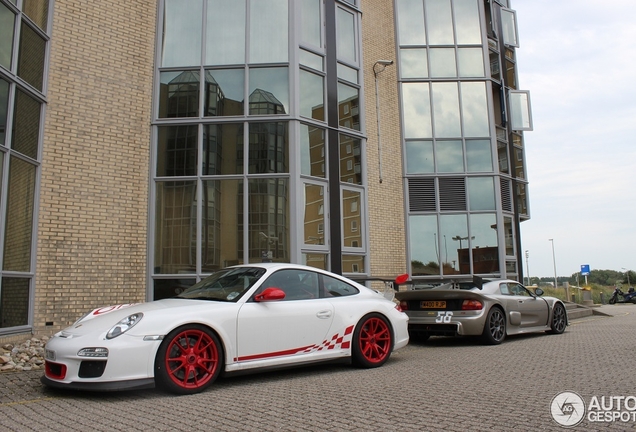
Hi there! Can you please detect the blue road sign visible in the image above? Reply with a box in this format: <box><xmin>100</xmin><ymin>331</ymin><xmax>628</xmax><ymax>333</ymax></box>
<box><xmin>581</xmin><ymin>264</ymin><xmax>590</xmax><ymax>276</ymax></box>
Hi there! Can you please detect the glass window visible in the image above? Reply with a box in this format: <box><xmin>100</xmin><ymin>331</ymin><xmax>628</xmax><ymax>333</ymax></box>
<box><xmin>409</xmin><ymin>215</ymin><xmax>439</xmax><ymax>276</ymax></box>
<box><xmin>470</xmin><ymin>213</ymin><xmax>499</xmax><ymax>274</ymax></box>
<box><xmin>501</xmin><ymin>8</ymin><xmax>519</xmax><ymax>47</ymax></box>
<box><xmin>461</xmin><ymin>82</ymin><xmax>490</xmax><ymax>137</ymax></box>
<box><xmin>342</xmin><ymin>189</ymin><xmax>362</xmax><ymax>249</ymax></box>
<box><xmin>204</xmin><ymin>69</ymin><xmax>245</xmax><ymax>117</ymax></box>
<box><xmin>0</xmin><ymin>278</ymin><xmax>29</xmax><ymax>328</ymax></box>
<box><xmin>504</xmin><ymin>216</ymin><xmax>514</xmax><ymax>256</ymax></box>
<box><xmin>337</xmin><ymin>63</ymin><xmax>358</xmax><ymax>84</ymax></box>
<box><xmin>156</xmin><ymin>125</ymin><xmax>198</xmax><ymax>177</ymax></box>
<box><xmin>425</xmin><ymin>0</ymin><xmax>453</xmax><ymax>45</ymax></box>
<box><xmin>158</xmin><ymin>71</ymin><xmax>200</xmax><ymax>118</ymax></box>
<box><xmin>339</xmin><ymin>134</ymin><xmax>361</xmax><ymax>184</ymax></box>
<box><xmin>466</xmin><ymin>139</ymin><xmax>493</xmax><ymax>172</ymax></box>
<box><xmin>336</xmin><ymin>7</ymin><xmax>356</xmax><ymax>63</ymax></box>
<box><xmin>248</xmin><ymin>122</ymin><xmax>288</xmax><ymax>174</ymax></box>
<box><xmin>249</xmin><ymin>67</ymin><xmax>289</xmax><ymax>115</ymax></box>
<box><xmin>17</xmin><ymin>23</ymin><xmax>46</xmax><ymax>91</ymax></box>
<box><xmin>497</xmin><ymin>141</ymin><xmax>509</xmax><ymax>174</ymax></box>
<box><xmin>0</xmin><ymin>78</ymin><xmax>8</xmax><ymax>146</ymax></box>
<box><xmin>205</xmin><ymin>0</ymin><xmax>245</xmax><ymax>65</ymax></box>
<box><xmin>468</xmin><ymin>177</ymin><xmax>496</xmax><ymax>210</ymax></box>
<box><xmin>153</xmin><ymin>278</ymin><xmax>196</xmax><ymax>300</ymax></box>
<box><xmin>299</xmin><ymin>49</ymin><xmax>323</xmax><ymax>71</ymax></box>
<box><xmin>299</xmin><ymin>70</ymin><xmax>324</xmax><ymax>120</ymax></box>
<box><xmin>429</xmin><ymin>48</ymin><xmax>456</xmax><ymax>78</ymax></box>
<box><xmin>436</xmin><ymin>140</ymin><xmax>463</xmax><ymax>172</ymax></box>
<box><xmin>304</xmin><ymin>184</ymin><xmax>325</xmax><ymax>245</ymax></box>
<box><xmin>3</xmin><ymin>157</ymin><xmax>35</xmax><ymax>272</ymax></box>
<box><xmin>247</xmin><ymin>178</ymin><xmax>289</xmax><ymax>263</ymax></box>
<box><xmin>516</xmin><ymin>182</ymin><xmax>528</xmax><ymax>216</ymax></box>
<box><xmin>342</xmin><ymin>254</ymin><xmax>364</xmax><ymax>273</ymax></box>
<box><xmin>337</xmin><ymin>82</ymin><xmax>359</xmax><ymax>131</ymax></box>
<box><xmin>302</xmin><ymin>253</ymin><xmax>328</xmax><ymax>270</ymax></box>
<box><xmin>400</xmin><ymin>48</ymin><xmax>428</xmax><ymax>79</ymax></box>
<box><xmin>300</xmin><ymin>123</ymin><xmax>325</xmax><ymax>178</ymax></box>
<box><xmin>509</xmin><ymin>91</ymin><xmax>533</xmax><ymax>131</ymax></box>
<box><xmin>300</xmin><ymin>0</ymin><xmax>322</xmax><ymax>48</ymax></box>
<box><xmin>405</xmin><ymin>140</ymin><xmax>434</xmax><ymax>174</ymax></box>
<box><xmin>249</xmin><ymin>0</ymin><xmax>288</xmax><ymax>64</ymax></box>
<box><xmin>203</xmin><ymin>123</ymin><xmax>243</xmax><ymax>175</ymax></box>
<box><xmin>514</xmin><ymin>147</ymin><xmax>525</xmax><ymax>180</ymax></box>
<box><xmin>396</xmin><ymin>0</ymin><xmax>426</xmax><ymax>45</ymax></box>
<box><xmin>441</xmin><ymin>214</ymin><xmax>469</xmax><ymax>275</ymax></box>
<box><xmin>453</xmin><ymin>0</ymin><xmax>481</xmax><ymax>44</ymax></box>
<box><xmin>154</xmin><ymin>181</ymin><xmax>197</xmax><ymax>274</ymax></box>
<box><xmin>12</xmin><ymin>89</ymin><xmax>41</xmax><ymax>159</ymax></box>
<box><xmin>458</xmin><ymin>48</ymin><xmax>485</xmax><ymax>77</ymax></box>
<box><xmin>432</xmin><ymin>82</ymin><xmax>460</xmax><ymax>138</ymax></box>
<box><xmin>161</xmin><ymin>0</ymin><xmax>203</xmax><ymax>67</ymax></box>
<box><xmin>202</xmin><ymin>179</ymin><xmax>241</xmax><ymax>271</ymax></box>
<box><xmin>402</xmin><ymin>83</ymin><xmax>432</xmax><ymax>138</ymax></box>
<box><xmin>322</xmin><ymin>273</ymin><xmax>359</xmax><ymax>296</ymax></box>
<box><xmin>22</xmin><ymin>0</ymin><xmax>49</xmax><ymax>32</ymax></box>
<box><xmin>0</xmin><ymin>4</ymin><xmax>15</xmax><ymax>70</ymax></box>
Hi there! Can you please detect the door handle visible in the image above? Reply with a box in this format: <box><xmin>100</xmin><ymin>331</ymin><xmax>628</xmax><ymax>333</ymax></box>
<box><xmin>316</xmin><ymin>310</ymin><xmax>332</xmax><ymax>319</ymax></box>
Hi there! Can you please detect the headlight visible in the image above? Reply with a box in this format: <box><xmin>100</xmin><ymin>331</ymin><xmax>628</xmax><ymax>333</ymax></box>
<box><xmin>106</xmin><ymin>313</ymin><xmax>143</xmax><ymax>339</ymax></box>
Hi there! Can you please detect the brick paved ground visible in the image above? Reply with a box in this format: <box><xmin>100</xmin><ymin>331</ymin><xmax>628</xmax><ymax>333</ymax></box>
<box><xmin>0</xmin><ymin>304</ymin><xmax>634</xmax><ymax>431</ymax></box>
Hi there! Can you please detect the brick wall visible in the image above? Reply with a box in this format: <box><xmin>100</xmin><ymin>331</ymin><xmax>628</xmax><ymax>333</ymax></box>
<box><xmin>361</xmin><ymin>0</ymin><xmax>407</xmax><ymax>281</ymax></box>
<box><xmin>33</xmin><ymin>0</ymin><xmax>157</xmax><ymax>335</ymax></box>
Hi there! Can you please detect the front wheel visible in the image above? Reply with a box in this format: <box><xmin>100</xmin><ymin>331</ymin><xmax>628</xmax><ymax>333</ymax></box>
<box><xmin>546</xmin><ymin>303</ymin><xmax>567</xmax><ymax>334</ymax></box>
<box><xmin>481</xmin><ymin>307</ymin><xmax>506</xmax><ymax>345</ymax></box>
<box><xmin>609</xmin><ymin>296</ymin><xmax>617</xmax><ymax>305</ymax></box>
<box><xmin>352</xmin><ymin>313</ymin><xmax>393</xmax><ymax>368</ymax></box>
<box><xmin>155</xmin><ymin>324</ymin><xmax>223</xmax><ymax>395</ymax></box>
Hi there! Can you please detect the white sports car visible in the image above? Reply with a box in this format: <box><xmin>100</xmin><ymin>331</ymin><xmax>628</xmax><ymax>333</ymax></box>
<box><xmin>42</xmin><ymin>263</ymin><xmax>409</xmax><ymax>394</ymax></box>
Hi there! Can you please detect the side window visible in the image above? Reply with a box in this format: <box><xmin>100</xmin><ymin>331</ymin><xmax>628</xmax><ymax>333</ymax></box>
<box><xmin>499</xmin><ymin>283</ymin><xmax>510</xmax><ymax>295</ymax></box>
<box><xmin>510</xmin><ymin>283</ymin><xmax>529</xmax><ymax>296</ymax></box>
<box><xmin>262</xmin><ymin>269</ymin><xmax>319</xmax><ymax>301</ymax></box>
<box><xmin>322</xmin><ymin>274</ymin><xmax>359</xmax><ymax>297</ymax></box>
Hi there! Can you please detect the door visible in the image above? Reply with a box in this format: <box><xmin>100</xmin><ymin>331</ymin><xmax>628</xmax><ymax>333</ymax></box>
<box><xmin>505</xmin><ymin>283</ymin><xmax>549</xmax><ymax>327</ymax></box>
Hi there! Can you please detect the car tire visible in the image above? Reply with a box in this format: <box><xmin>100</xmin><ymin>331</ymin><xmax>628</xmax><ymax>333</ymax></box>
<box><xmin>546</xmin><ymin>303</ymin><xmax>567</xmax><ymax>334</ymax></box>
<box><xmin>609</xmin><ymin>296</ymin><xmax>616</xmax><ymax>304</ymax></box>
<box><xmin>155</xmin><ymin>324</ymin><xmax>223</xmax><ymax>395</ymax></box>
<box><xmin>352</xmin><ymin>313</ymin><xmax>393</xmax><ymax>368</ymax></box>
<box><xmin>481</xmin><ymin>307</ymin><xmax>506</xmax><ymax>345</ymax></box>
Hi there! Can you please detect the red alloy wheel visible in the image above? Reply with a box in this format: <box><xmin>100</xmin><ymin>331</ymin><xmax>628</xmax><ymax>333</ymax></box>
<box><xmin>357</xmin><ymin>316</ymin><xmax>391</xmax><ymax>364</ymax></box>
<box><xmin>164</xmin><ymin>328</ymin><xmax>220</xmax><ymax>390</ymax></box>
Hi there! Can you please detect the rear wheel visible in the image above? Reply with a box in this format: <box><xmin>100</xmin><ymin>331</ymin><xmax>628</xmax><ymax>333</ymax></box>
<box><xmin>352</xmin><ymin>313</ymin><xmax>393</xmax><ymax>368</ymax></box>
<box><xmin>155</xmin><ymin>324</ymin><xmax>223</xmax><ymax>395</ymax></box>
<box><xmin>481</xmin><ymin>307</ymin><xmax>506</xmax><ymax>345</ymax></box>
<box><xmin>546</xmin><ymin>303</ymin><xmax>567</xmax><ymax>334</ymax></box>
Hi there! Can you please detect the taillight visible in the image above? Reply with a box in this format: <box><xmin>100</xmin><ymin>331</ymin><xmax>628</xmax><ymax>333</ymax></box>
<box><xmin>461</xmin><ymin>299</ymin><xmax>483</xmax><ymax>310</ymax></box>
<box><xmin>398</xmin><ymin>300</ymin><xmax>408</xmax><ymax>311</ymax></box>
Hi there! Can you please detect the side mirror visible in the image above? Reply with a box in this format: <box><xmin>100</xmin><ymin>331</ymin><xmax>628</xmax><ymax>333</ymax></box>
<box><xmin>254</xmin><ymin>287</ymin><xmax>286</xmax><ymax>302</ymax></box>
<box><xmin>535</xmin><ymin>288</ymin><xmax>544</xmax><ymax>296</ymax></box>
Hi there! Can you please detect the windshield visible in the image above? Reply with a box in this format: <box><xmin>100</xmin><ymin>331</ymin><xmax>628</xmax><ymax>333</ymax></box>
<box><xmin>176</xmin><ymin>267</ymin><xmax>266</xmax><ymax>302</ymax></box>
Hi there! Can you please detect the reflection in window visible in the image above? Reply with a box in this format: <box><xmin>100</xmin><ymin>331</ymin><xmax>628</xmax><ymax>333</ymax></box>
<box><xmin>17</xmin><ymin>23</ymin><xmax>46</xmax><ymax>91</ymax></box>
<box><xmin>402</xmin><ymin>83</ymin><xmax>432</xmax><ymax>138</ymax></box>
<box><xmin>396</xmin><ymin>0</ymin><xmax>426</xmax><ymax>45</ymax></box>
<box><xmin>468</xmin><ymin>177</ymin><xmax>495</xmax><ymax>210</ymax></box>
<box><xmin>514</xmin><ymin>148</ymin><xmax>525</xmax><ymax>180</ymax></box>
<box><xmin>504</xmin><ymin>216</ymin><xmax>514</xmax><ymax>256</ymax></box>
<box><xmin>509</xmin><ymin>91</ymin><xmax>532</xmax><ymax>131</ymax></box>
<box><xmin>458</xmin><ymin>48</ymin><xmax>485</xmax><ymax>77</ymax></box>
<box><xmin>302</xmin><ymin>253</ymin><xmax>328</xmax><ymax>270</ymax></box>
<box><xmin>461</xmin><ymin>82</ymin><xmax>489</xmax><ymax>137</ymax></box>
<box><xmin>400</xmin><ymin>48</ymin><xmax>428</xmax><ymax>79</ymax></box>
<box><xmin>153</xmin><ymin>278</ymin><xmax>196</xmax><ymax>301</ymax></box>
<box><xmin>12</xmin><ymin>89</ymin><xmax>41</xmax><ymax>160</ymax></box>
<box><xmin>466</xmin><ymin>139</ymin><xmax>493</xmax><ymax>172</ymax></box>
<box><xmin>205</xmin><ymin>0</ymin><xmax>245</xmax><ymax>65</ymax></box>
<box><xmin>156</xmin><ymin>125</ymin><xmax>197</xmax><ymax>177</ymax></box>
<box><xmin>405</xmin><ymin>140</ymin><xmax>434</xmax><ymax>174</ymax></box>
<box><xmin>342</xmin><ymin>255</ymin><xmax>364</xmax><ymax>273</ymax></box>
<box><xmin>161</xmin><ymin>0</ymin><xmax>203</xmax><ymax>67</ymax></box>
<box><xmin>304</xmin><ymin>184</ymin><xmax>325</xmax><ymax>245</ymax></box>
<box><xmin>159</xmin><ymin>71</ymin><xmax>200</xmax><ymax>118</ymax></box>
<box><xmin>3</xmin><ymin>157</ymin><xmax>36</xmax><ymax>272</ymax></box>
<box><xmin>342</xmin><ymin>189</ymin><xmax>362</xmax><ymax>249</ymax></box>
<box><xmin>0</xmin><ymin>4</ymin><xmax>15</xmax><ymax>70</ymax></box>
<box><xmin>300</xmin><ymin>50</ymin><xmax>323</xmax><ymax>71</ymax></box>
<box><xmin>337</xmin><ymin>82</ymin><xmax>359</xmax><ymax>131</ymax></box>
<box><xmin>246</xmin><ymin>178</ymin><xmax>289</xmax><ymax>263</ymax></box>
<box><xmin>0</xmin><ymin>278</ymin><xmax>29</xmax><ymax>328</ymax></box>
<box><xmin>248</xmin><ymin>122</ymin><xmax>288</xmax><ymax>174</ymax></box>
<box><xmin>0</xmin><ymin>79</ymin><xmax>8</xmax><ymax>145</ymax></box>
<box><xmin>516</xmin><ymin>182</ymin><xmax>528</xmax><ymax>216</ymax></box>
<box><xmin>202</xmin><ymin>179</ymin><xmax>241</xmax><ymax>271</ymax></box>
<box><xmin>204</xmin><ymin>69</ymin><xmax>245</xmax><ymax>117</ymax></box>
<box><xmin>409</xmin><ymin>215</ymin><xmax>439</xmax><ymax>276</ymax></box>
<box><xmin>300</xmin><ymin>70</ymin><xmax>324</xmax><ymax>120</ymax></box>
<box><xmin>470</xmin><ymin>213</ymin><xmax>499</xmax><ymax>274</ymax></box>
<box><xmin>23</xmin><ymin>0</ymin><xmax>49</xmax><ymax>32</ymax></box>
<box><xmin>432</xmin><ymin>82</ymin><xmax>460</xmax><ymax>138</ymax></box>
<box><xmin>453</xmin><ymin>0</ymin><xmax>481</xmax><ymax>44</ymax></box>
<box><xmin>300</xmin><ymin>124</ymin><xmax>325</xmax><ymax>178</ymax></box>
<box><xmin>501</xmin><ymin>8</ymin><xmax>519</xmax><ymax>47</ymax></box>
<box><xmin>249</xmin><ymin>67</ymin><xmax>289</xmax><ymax>115</ymax></box>
<box><xmin>154</xmin><ymin>181</ymin><xmax>197</xmax><ymax>274</ymax></box>
<box><xmin>425</xmin><ymin>0</ymin><xmax>453</xmax><ymax>45</ymax></box>
<box><xmin>339</xmin><ymin>134</ymin><xmax>361</xmax><ymax>184</ymax></box>
<box><xmin>249</xmin><ymin>0</ymin><xmax>288</xmax><ymax>64</ymax></box>
<box><xmin>204</xmin><ymin>123</ymin><xmax>243</xmax><ymax>175</ymax></box>
<box><xmin>436</xmin><ymin>140</ymin><xmax>463</xmax><ymax>172</ymax></box>
<box><xmin>336</xmin><ymin>8</ymin><xmax>356</xmax><ymax>62</ymax></box>
<box><xmin>429</xmin><ymin>48</ymin><xmax>456</xmax><ymax>78</ymax></box>
<box><xmin>441</xmin><ymin>214</ymin><xmax>469</xmax><ymax>275</ymax></box>
<box><xmin>300</xmin><ymin>0</ymin><xmax>322</xmax><ymax>47</ymax></box>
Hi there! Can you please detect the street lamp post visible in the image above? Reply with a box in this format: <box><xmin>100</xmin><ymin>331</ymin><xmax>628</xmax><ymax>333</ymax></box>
<box><xmin>525</xmin><ymin>250</ymin><xmax>530</xmax><ymax>286</ymax></box>
<box><xmin>549</xmin><ymin>239</ymin><xmax>558</xmax><ymax>288</ymax></box>
<box><xmin>622</xmin><ymin>267</ymin><xmax>631</xmax><ymax>287</ymax></box>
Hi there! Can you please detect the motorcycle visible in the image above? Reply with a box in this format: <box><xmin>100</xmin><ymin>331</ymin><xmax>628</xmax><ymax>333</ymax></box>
<box><xmin>608</xmin><ymin>286</ymin><xmax>636</xmax><ymax>304</ymax></box>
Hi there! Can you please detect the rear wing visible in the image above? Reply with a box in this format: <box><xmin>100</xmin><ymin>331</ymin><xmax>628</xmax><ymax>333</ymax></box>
<box><xmin>351</xmin><ymin>274</ymin><xmax>487</xmax><ymax>291</ymax></box>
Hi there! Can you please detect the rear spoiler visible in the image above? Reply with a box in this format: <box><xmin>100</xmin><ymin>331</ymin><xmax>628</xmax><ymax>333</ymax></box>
<box><xmin>352</xmin><ymin>274</ymin><xmax>488</xmax><ymax>291</ymax></box>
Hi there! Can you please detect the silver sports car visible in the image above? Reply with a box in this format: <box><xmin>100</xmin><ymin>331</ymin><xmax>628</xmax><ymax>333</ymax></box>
<box><xmin>395</xmin><ymin>277</ymin><xmax>568</xmax><ymax>344</ymax></box>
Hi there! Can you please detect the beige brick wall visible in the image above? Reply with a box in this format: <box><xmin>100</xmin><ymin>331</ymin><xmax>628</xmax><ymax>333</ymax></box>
<box><xmin>33</xmin><ymin>0</ymin><xmax>157</xmax><ymax>335</ymax></box>
<box><xmin>361</xmin><ymin>0</ymin><xmax>407</xmax><ymax>281</ymax></box>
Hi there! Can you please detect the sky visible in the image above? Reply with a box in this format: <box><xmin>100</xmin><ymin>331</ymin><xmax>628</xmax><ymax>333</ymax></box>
<box><xmin>511</xmin><ymin>0</ymin><xmax>636</xmax><ymax>279</ymax></box>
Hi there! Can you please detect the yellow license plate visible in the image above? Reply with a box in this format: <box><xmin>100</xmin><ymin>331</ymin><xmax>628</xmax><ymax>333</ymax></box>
<box><xmin>421</xmin><ymin>301</ymin><xmax>446</xmax><ymax>309</ymax></box>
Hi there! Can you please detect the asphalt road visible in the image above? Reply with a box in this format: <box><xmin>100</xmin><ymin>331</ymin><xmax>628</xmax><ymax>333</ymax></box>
<box><xmin>1</xmin><ymin>304</ymin><xmax>634</xmax><ymax>431</ymax></box>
